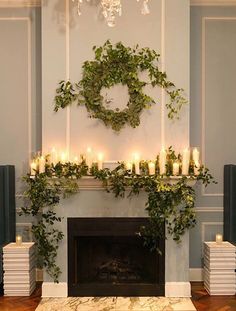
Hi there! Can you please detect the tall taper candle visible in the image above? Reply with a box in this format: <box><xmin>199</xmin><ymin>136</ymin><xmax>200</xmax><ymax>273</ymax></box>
<box><xmin>182</xmin><ymin>148</ymin><xmax>190</xmax><ymax>175</ymax></box>
<box><xmin>159</xmin><ymin>148</ymin><xmax>166</xmax><ymax>175</ymax></box>
<box><xmin>192</xmin><ymin>147</ymin><xmax>200</xmax><ymax>163</ymax></box>
<box><xmin>39</xmin><ymin>156</ymin><xmax>45</xmax><ymax>174</ymax></box>
<box><xmin>97</xmin><ymin>153</ymin><xmax>103</xmax><ymax>170</ymax></box>
<box><xmin>133</xmin><ymin>153</ymin><xmax>140</xmax><ymax>175</ymax></box>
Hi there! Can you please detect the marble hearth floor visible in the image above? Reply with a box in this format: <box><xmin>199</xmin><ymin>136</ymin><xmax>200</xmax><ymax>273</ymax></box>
<box><xmin>35</xmin><ymin>297</ymin><xmax>196</xmax><ymax>311</ymax></box>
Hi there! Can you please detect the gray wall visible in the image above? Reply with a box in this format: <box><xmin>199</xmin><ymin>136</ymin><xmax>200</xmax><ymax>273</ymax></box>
<box><xmin>0</xmin><ymin>6</ymin><xmax>41</xmax><ymax>237</ymax></box>
<box><xmin>190</xmin><ymin>6</ymin><xmax>236</xmax><ymax>268</ymax></box>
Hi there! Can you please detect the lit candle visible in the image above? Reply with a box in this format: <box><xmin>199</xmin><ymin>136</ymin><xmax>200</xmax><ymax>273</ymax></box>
<box><xmin>73</xmin><ymin>156</ymin><xmax>79</xmax><ymax>165</ymax></box>
<box><xmin>194</xmin><ymin>161</ymin><xmax>200</xmax><ymax>176</ymax></box>
<box><xmin>51</xmin><ymin>147</ymin><xmax>58</xmax><ymax>165</ymax></box>
<box><xmin>86</xmin><ymin>147</ymin><xmax>93</xmax><ymax>169</ymax></box>
<box><xmin>182</xmin><ymin>148</ymin><xmax>190</xmax><ymax>175</ymax></box>
<box><xmin>159</xmin><ymin>148</ymin><xmax>166</xmax><ymax>175</ymax></box>
<box><xmin>126</xmin><ymin>161</ymin><xmax>133</xmax><ymax>172</ymax></box>
<box><xmin>30</xmin><ymin>161</ymin><xmax>37</xmax><ymax>176</ymax></box>
<box><xmin>60</xmin><ymin>152</ymin><xmax>67</xmax><ymax>164</ymax></box>
<box><xmin>216</xmin><ymin>233</ymin><xmax>223</xmax><ymax>244</ymax></box>
<box><xmin>39</xmin><ymin>156</ymin><xmax>45</xmax><ymax>174</ymax></box>
<box><xmin>16</xmin><ymin>235</ymin><xmax>22</xmax><ymax>246</ymax></box>
<box><xmin>173</xmin><ymin>162</ymin><xmax>180</xmax><ymax>176</ymax></box>
<box><xmin>133</xmin><ymin>153</ymin><xmax>140</xmax><ymax>175</ymax></box>
<box><xmin>97</xmin><ymin>153</ymin><xmax>104</xmax><ymax>170</ymax></box>
<box><xmin>148</xmin><ymin>161</ymin><xmax>155</xmax><ymax>175</ymax></box>
<box><xmin>192</xmin><ymin>147</ymin><xmax>200</xmax><ymax>163</ymax></box>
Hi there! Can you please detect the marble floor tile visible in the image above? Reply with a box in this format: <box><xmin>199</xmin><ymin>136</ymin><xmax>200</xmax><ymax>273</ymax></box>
<box><xmin>36</xmin><ymin>297</ymin><xmax>196</xmax><ymax>311</ymax></box>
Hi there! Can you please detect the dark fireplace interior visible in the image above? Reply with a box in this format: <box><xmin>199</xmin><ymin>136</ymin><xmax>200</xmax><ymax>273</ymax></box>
<box><xmin>68</xmin><ymin>218</ymin><xmax>165</xmax><ymax>296</ymax></box>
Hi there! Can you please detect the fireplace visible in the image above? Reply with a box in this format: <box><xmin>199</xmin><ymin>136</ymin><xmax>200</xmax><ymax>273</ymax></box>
<box><xmin>68</xmin><ymin>218</ymin><xmax>165</xmax><ymax>296</ymax></box>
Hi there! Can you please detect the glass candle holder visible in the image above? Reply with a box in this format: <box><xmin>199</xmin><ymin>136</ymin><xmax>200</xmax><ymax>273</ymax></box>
<box><xmin>215</xmin><ymin>233</ymin><xmax>223</xmax><ymax>244</ymax></box>
<box><xmin>16</xmin><ymin>235</ymin><xmax>22</xmax><ymax>246</ymax></box>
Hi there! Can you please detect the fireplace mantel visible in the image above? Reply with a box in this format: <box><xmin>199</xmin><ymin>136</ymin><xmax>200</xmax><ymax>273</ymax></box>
<box><xmin>76</xmin><ymin>176</ymin><xmax>196</xmax><ymax>190</ymax></box>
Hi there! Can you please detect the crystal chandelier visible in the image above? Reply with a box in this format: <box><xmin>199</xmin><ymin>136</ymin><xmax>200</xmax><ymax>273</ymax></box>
<box><xmin>72</xmin><ymin>0</ymin><xmax>150</xmax><ymax>27</ymax></box>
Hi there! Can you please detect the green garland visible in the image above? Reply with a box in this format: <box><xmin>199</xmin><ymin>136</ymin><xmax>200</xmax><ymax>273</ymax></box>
<box><xmin>21</xmin><ymin>147</ymin><xmax>216</xmax><ymax>282</ymax></box>
<box><xmin>54</xmin><ymin>41</ymin><xmax>187</xmax><ymax>132</ymax></box>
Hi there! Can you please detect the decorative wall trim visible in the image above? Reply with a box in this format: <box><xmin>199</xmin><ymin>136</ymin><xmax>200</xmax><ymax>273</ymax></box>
<box><xmin>195</xmin><ymin>207</ymin><xmax>223</xmax><ymax>212</ymax></box>
<box><xmin>191</xmin><ymin>0</ymin><xmax>236</xmax><ymax>5</ymax></box>
<box><xmin>201</xmin><ymin>17</ymin><xmax>236</xmax><ymax>197</ymax></box>
<box><xmin>65</xmin><ymin>0</ymin><xmax>70</xmax><ymax>157</ymax></box>
<box><xmin>0</xmin><ymin>17</ymin><xmax>32</xmax><ymax>164</ymax></box>
<box><xmin>161</xmin><ymin>0</ymin><xmax>166</xmax><ymax>147</ymax></box>
<box><xmin>42</xmin><ymin>282</ymin><xmax>68</xmax><ymax>297</ymax></box>
<box><xmin>165</xmin><ymin>282</ymin><xmax>191</xmax><ymax>297</ymax></box>
<box><xmin>189</xmin><ymin>268</ymin><xmax>203</xmax><ymax>281</ymax></box>
<box><xmin>0</xmin><ymin>0</ymin><xmax>40</xmax><ymax>7</ymax></box>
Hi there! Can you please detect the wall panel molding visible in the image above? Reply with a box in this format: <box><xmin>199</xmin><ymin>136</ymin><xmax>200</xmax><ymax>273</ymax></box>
<box><xmin>201</xmin><ymin>16</ymin><xmax>236</xmax><ymax>197</ymax></box>
<box><xmin>191</xmin><ymin>0</ymin><xmax>236</xmax><ymax>5</ymax></box>
<box><xmin>0</xmin><ymin>17</ymin><xmax>32</xmax><ymax>164</ymax></box>
<box><xmin>0</xmin><ymin>0</ymin><xmax>40</xmax><ymax>7</ymax></box>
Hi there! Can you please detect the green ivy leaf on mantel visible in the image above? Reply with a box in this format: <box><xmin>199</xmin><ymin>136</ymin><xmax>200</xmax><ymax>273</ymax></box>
<box><xmin>20</xmin><ymin>149</ymin><xmax>216</xmax><ymax>282</ymax></box>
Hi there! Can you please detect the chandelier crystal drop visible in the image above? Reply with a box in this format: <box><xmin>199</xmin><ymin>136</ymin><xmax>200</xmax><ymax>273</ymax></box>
<box><xmin>71</xmin><ymin>0</ymin><xmax>150</xmax><ymax>27</ymax></box>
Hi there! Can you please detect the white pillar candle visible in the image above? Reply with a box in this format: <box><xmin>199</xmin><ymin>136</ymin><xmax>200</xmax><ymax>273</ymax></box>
<box><xmin>51</xmin><ymin>148</ymin><xmax>58</xmax><ymax>166</ymax></box>
<box><xmin>126</xmin><ymin>161</ymin><xmax>133</xmax><ymax>172</ymax></box>
<box><xmin>173</xmin><ymin>162</ymin><xmax>180</xmax><ymax>176</ymax></box>
<box><xmin>133</xmin><ymin>153</ymin><xmax>140</xmax><ymax>175</ymax></box>
<box><xmin>148</xmin><ymin>161</ymin><xmax>155</xmax><ymax>175</ymax></box>
<box><xmin>30</xmin><ymin>161</ymin><xmax>37</xmax><ymax>176</ymax></box>
<box><xmin>86</xmin><ymin>147</ymin><xmax>93</xmax><ymax>169</ymax></box>
<box><xmin>39</xmin><ymin>156</ymin><xmax>45</xmax><ymax>174</ymax></box>
<box><xmin>73</xmin><ymin>156</ymin><xmax>79</xmax><ymax>165</ymax></box>
<box><xmin>159</xmin><ymin>148</ymin><xmax>166</xmax><ymax>175</ymax></box>
<box><xmin>215</xmin><ymin>233</ymin><xmax>223</xmax><ymax>244</ymax></box>
<box><xmin>182</xmin><ymin>148</ymin><xmax>190</xmax><ymax>175</ymax></box>
<box><xmin>97</xmin><ymin>153</ymin><xmax>104</xmax><ymax>170</ymax></box>
<box><xmin>192</xmin><ymin>147</ymin><xmax>200</xmax><ymax>163</ymax></box>
<box><xmin>16</xmin><ymin>235</ymin><xmax>22</xmax><ymax>246</ymax></box>
<box><xmin>194</xmin><ymin>161</ymin><xmax>200</xmax><ymax>176</ymax></box>
<box><xmin>60</xmin><ymin>152</ymin><xmax>67</xmax><ymax>164</ymax></box>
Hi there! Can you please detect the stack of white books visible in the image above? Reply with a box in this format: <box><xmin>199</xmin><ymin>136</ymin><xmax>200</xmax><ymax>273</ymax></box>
<box><xmin>204</xmin><ymin>241</ymin><xmax>236</xmax><ymax>295</ymax></box>
<box><xmin>3</xmin><ymin>242</ymin><xmax>36</xmax><ymax>296</ymax></box>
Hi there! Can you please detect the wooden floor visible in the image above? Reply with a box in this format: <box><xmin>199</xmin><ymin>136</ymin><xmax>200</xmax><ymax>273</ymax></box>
<box><xmin>0</xmin><ymin>282</ymin><xmax>235</xmax><ymax>311</ymax></box>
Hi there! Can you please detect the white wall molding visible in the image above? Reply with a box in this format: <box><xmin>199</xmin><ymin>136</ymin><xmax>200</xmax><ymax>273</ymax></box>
<box><xmin>0</xmin><ymin>16</ymin><xmax>32</xmax><ymax>164</ymax></box>
<box><xmin>189</xmin><ymin>268</ymin><xmax>203</xmax><ymax>281</ymax></box>
<box><xmin>195</xmin><ymin>207</ymin><xmax>223</xmax><ymax>212</ymax></box>
<box><xmin>191</xmin><ymin>0</ymin><xmax>236</xmax><ymax>5</ymax></box>
<box><xmin>0</xmin><ymin>0</ymin><xmax>40</xmax><ymax>7</ymax></box>
<box><xmin>42</xmin><ymin>282</ymin><xmax>68</xmax><ymax>297</ymax></box>
<box><xmin>165</xmin><ymin>282</ymin><xmax>191</xmax><ymax>297</ymax></box>
<box><xmin>201</xmin><ymin>17</ymin><xmax>236</xmax><ymax>198</ymax></box>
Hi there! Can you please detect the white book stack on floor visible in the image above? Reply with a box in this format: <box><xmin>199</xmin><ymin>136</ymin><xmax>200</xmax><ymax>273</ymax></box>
<box><xmin>3</xmin><ymin>242</ymin><xmax>36</xmax><ymax>296</ymax></box>
<box><xmin>203</xmin><ymin>241</ymin><xmax>236</xmax><ymax>295</ymax></box>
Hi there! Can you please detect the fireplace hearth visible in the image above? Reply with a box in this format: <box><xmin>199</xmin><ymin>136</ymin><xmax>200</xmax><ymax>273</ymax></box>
<box><xmin>68</xmin><ymin>218</ymin><xmax>165</xmax><ymax>296</ymax></box>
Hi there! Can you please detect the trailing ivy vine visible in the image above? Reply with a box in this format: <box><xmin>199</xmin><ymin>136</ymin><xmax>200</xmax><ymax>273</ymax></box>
<box><xmin>54</xmin><ymin>41</ymin><xmax>187</xmax><ymax>131</ymax></box>
<box><xmin>21</xmin><ymin>148</ymin><xmax>216</xmax><ymax>282</ymax></box>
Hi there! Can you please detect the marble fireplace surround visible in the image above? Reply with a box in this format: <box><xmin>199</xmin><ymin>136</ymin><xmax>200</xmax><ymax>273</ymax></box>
<box><xmin>42</xmin><ymin>179</ymin><xmax>191</xmax><ymax>298</ymax></box>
